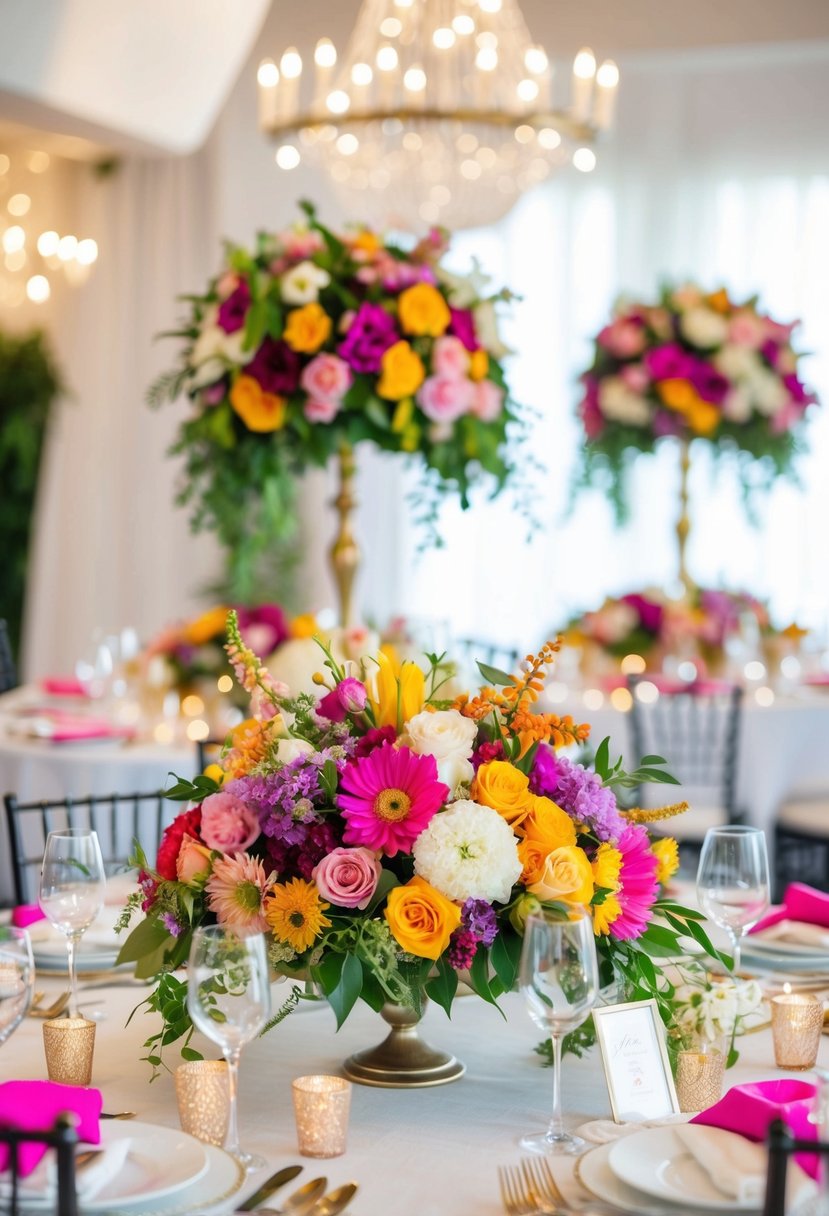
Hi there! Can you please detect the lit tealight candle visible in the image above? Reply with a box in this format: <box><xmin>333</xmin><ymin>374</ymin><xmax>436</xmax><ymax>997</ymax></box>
<box><xmin>291</xmin><ymin>1075</ymin><xmax>351</xmax><ymax>1158</ymax></box>
<box><xmin>771</xmin><ymin>992</ymin><xmax>823</xmax><ymax>1070</ymax></box>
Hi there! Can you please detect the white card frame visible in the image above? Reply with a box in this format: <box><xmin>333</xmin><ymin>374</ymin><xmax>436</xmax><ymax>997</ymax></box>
<box><xmin>592</xmin><ymin>997</ymin><xmax>680</xmax><ymax>1123</ymax></box>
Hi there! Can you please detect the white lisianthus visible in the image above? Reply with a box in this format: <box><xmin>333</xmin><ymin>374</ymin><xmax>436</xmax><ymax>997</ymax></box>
<box><xmin>280</xmin><ymin>261</ymin><xmax>331</xmax><ymax>305</ymax></box>
<box><xmin>714</xmin><ymin>344</ymin><xmax>762</xmax><ymax>382</ymax></box>
<box><xmin>275</xmin><ymin>737</ymin><xmax>315</xmax><ymax>764</ymax></box>
<box><xmin>189</xmin><ymin>306</ymin><xmax>251</xmax><ymax>370</ymax></box>
<box><xmin>747</xmin><ymin>365</ymin><xmax>788</xmax><ymax>415</ymax></box>
<box><xmin>597</xmin><ymin>377</ymin><xmax>651</xmax><ymax>427</ymax></box>
<box><xmin>679</xmin><ymin>307</ymin><xmax>729</xmax><ymax>350</ymax></box>
<box><xmin>472</xmin><ymin>299</ymin><xmax>512</xmax><ymax>359</ymax></box>
<box><xmin>413</xmin><ymin>799</ymin><xmax>522</xmax><ymax>904</ymax></box>
<box><xmin>435</xmin><ymin>260</ymin><xmax>490</xmax><ymax>308</ymax></box>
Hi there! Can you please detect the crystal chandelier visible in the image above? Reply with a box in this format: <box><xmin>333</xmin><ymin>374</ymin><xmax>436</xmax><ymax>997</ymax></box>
<box><xmin>257</xmin><ymin>0</ymin><xmax>619</xmax><ymax>231</ymax></box>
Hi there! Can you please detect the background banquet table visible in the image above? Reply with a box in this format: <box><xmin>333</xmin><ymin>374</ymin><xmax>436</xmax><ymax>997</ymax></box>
<box><xmin>4</xmin><ymin>980</ymin><xmax>827</xmax><ymax>1216</ymax></box>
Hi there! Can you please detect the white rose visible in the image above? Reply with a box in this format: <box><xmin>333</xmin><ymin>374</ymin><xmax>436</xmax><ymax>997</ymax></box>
<box><xmin>190</xmin><ymin>306</ymin><xmax>253</xmax><ymax>369</ymax></box>
<box><xmin>280</xmin><ymin>260</ymin><xmax>331</xmax><ymax>305</ymax></box>
<box><xmin>275</xmin><ymin>737</ymin><xmax>315</xmax><ymax>764</ymax></box>
<box><xmin>747</xmin><ymin>366</ymin><xmax>788</xmax><ymax>415</ymax></box>
<box><xmin>679</xmin><ymin>307</ymin><xmax>728</xmax><ymax>349</ymax></box>
<box><xmin>401</xmin><ymin>709</ymin><xmax>478</xmax><ymax>763</ymax></box>
<box><xmin>187</xmin><ymin>356</ymin><xmax>226</xmax><ymax>390</ymax></box>
<box><xmin>597</xmin><ymin>377</ymin><xmax>651</xmax><ymax>427</ymax></box>
<box><xmin>714</xmin><ymin>345</ymin><xmax>761</xmax><ymax>382</ymax></box>
<box><xmin>722</xmin><ymin>388</ymin><xmax>752</xmax><ymax>422</ymax></box>
<box><xmin>438</xmin><ymin>755</ymin><xmax>474</xmax><ymax>794</ymax></box>
<box><xmin>473</xmin><ymin>299</ymin><xmax>512</xmax><ymax>358</ymax></box>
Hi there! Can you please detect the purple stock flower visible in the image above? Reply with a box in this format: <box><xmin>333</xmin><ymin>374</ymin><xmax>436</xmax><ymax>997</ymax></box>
<box><xmin>448</xmin><ymin>307</ymin><xmax>479</xmax><ymax>352</ymax></box>
<box><xmin>338</xmin><ymin>303</ymin><xmax>399</xmax><ymax>374</ymax></box>
<box><xmin>621</xmin><ymin>593</ymin><xmax>663</xmax><ymax>636</ymax></box>
<box><xmin>247</xmin><ymin>338</ymin><xmax>301</xmax><ymax>395</ymax></box>
<box><xmin>644</xmin><ymin>343</ymin><xmax>694</xmax><ymax>382</ymax></box>
<box><xmin>528</xmin><ymin>744</ymin><xmax>559</xmax><ymax>798</ymax></box>
<box><xmin>217</xmin><ymin>280</ymin><xmax>251</xmax><ymax>334</ymax></box>
<box><xmin>653</xmin><ymin>410</ymin><xmax>684</xmax><ymax>438</ymax></box>
<box><xmin>161</xmin><ymin>912</ymin><xmax>183</xmax><ymax>938</ymax></box>
<box><xmin>266</xmin><ymin>819</ymin><xmax>341</xmax><ymax>881</ymax></box>
<box><xmin>552</xmin><ymin>757</ymin><xmax>626</xmax><ymax>842</ymax></box>
<box><xmin>447</xmin><ymin>929</ymin><xmax>478</xmax><ymax>970</ymax></box>
<box><xmin>461</xmin><ymin>898</ymin><xmax>498</xmax><ymax>946</ymax></box>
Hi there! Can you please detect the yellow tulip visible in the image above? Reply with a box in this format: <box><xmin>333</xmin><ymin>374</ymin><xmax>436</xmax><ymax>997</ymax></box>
<box><xmin>368</xmin><ymin>650</ymin><xmax>425</xmax><ymax>730</ymax></box>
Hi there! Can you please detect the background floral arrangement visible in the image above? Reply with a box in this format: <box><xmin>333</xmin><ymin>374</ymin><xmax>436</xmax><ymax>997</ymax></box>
<box><xmin>118</xmin><ymin>615</ymin><xmax>725</xmax><ymax>1074</ymax></box>
<box><xmin>669</xmin><ymin>966</ymin><xmax>763</xmax><ymax>1067</ymax></box>
<box><xmin>150</xmin><ymin>202</ymin><xmax>516</xmax><ymax>599</ymax></box>
<box><xmin>577</xmin><ymin>283</ymin><xmax>818</xmax><ymax>516</ymax></box>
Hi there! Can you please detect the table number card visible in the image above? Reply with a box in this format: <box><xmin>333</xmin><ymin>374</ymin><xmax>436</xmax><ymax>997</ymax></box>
<box><xmin>592</xmin><ymin>998</ymin><xmax>680</xmax><ymax>1122</ymax></box>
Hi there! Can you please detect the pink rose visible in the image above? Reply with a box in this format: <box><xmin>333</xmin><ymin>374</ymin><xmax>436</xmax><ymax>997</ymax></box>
<box><xmin>312</xmin><ymin>847</ymin><xmax>382</xmax><ymax>909</ymax></box>
<box><xmin>728</xmin><ymin>312</ymin><xmax>766</xmax><ymax>348</ymax></box>
<box><xmin>176</xmin><ymin>834</ymin><xmax>213</xmax><ymax>885</ymax></box>
<box><xmin>200</xmin><ymin>791</ymin><xmax>260</xmax><ymax>854</ymax></box>
<box><xmin>597</xmin><ymin>320</ymin><xmax>646</xmax><ymax>358</ymax></box>
<box><xmin>417</xmin><ymin>374</ymin><xmax>475</xmax><ymax>423</ymax></box>
<box><xmin>471</xmin><ymin>379</ymin><xmax>504</xmax><ymax>422</ymax></box>
<box><xmin>300</xmin><ymin>353</ymin><xmax>353</xmax><ymax>404</ymax></box>
<box><xmin>304</xmin><ymin>398</ymin><xmax>340</xmax><ymax>423</ymax></box>
<box><xmin>431</xmin><ymin>335</ymin><xmax>470</xmax><ymax>380</ymax></box>
<box><xmin>620</xmin><ymin>363</ymin><xmax>650</xmax><ymax>393</ymax></box>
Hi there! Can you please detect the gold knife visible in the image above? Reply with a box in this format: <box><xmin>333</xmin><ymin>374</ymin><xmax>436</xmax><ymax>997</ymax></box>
<box><xmin>237</xmin><ymin>1164</ymin><xmax>303</xmax><ymax>1212</ymax></box>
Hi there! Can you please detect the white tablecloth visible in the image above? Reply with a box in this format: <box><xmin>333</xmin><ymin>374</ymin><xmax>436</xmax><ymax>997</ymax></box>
<box><xmin>3</xmin><ymin>978</ymin><xmax>826</xmax><ymax>1216</ymax></box>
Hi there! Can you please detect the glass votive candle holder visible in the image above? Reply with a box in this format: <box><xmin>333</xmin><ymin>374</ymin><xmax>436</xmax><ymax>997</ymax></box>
<box><xmin>291</xmin><ymin>1075</ymin><xmax>351</xmax><ymax>1158</ymax></box>
<box><xmin>175</xmin><ymin>1060</ymin><xmax>230</xmax><ymax>1145</ymax></box>
<box><xmin>771</xmin><ymin>993</ymin><xmax>823</xmax><ymax>1070</ymax></box>
<box><xmin>42</xmin><ymin>1017</ymin><xmax>96</xmax><ymax>1086</ymax></box>
<box><xmin>675</xmin><ymin>1045</ymin><xmax>726</xmax><ymax>1112</ymax></box>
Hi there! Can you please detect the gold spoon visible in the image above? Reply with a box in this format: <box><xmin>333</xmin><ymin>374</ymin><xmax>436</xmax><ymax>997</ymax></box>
<box><xmin>258</xmin><ymin>1177</ymin><xmax>327</xmax><ymax>1215</ymax></box>
<box><xmin>308</xmin><ymin>1183</ymin><xmax>359</xmax><ymax>1216</ymax></box>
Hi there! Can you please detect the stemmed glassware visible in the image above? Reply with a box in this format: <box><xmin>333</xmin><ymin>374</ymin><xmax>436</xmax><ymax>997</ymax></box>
<box><xmin>39</xmin><ymin>829</ymin><xmax>106</xmax><ymax>1017</ymax></box>
<box><xmin>519</xmin><ymin>907</ymin><xmax>599</xmax><ymax>1155</ymax></box>
<box><xmin>696</xmin><ymin>825</ymin><xmax>770</xmax><ymax>975</ymax></box>
<box><xmin>187</xmin><ymin>926</ymin><xmax>271</xmax><ymax>1171</ymax></box>
<box><xmin>0</xmin><ymin>927</ymin><xmax>35</xmax><ymax>1045</ymax></box>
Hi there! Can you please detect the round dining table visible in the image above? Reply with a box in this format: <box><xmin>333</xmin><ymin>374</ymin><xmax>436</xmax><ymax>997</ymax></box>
<box><xmin>4</xmin><ymin>974</ymin><xmax>827</xmax><ymax>1216</ymax></box>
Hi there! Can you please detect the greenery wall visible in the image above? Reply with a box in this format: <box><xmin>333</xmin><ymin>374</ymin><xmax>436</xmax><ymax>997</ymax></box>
<box><xmin>0</xmin><ymin>330</ymin><xmax>62</xmax><ymax>656</ymax></box>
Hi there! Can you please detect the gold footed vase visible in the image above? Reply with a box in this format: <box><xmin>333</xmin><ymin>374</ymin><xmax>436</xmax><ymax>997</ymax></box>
<box><xmin>343</xmin><ymin>1000</ymin><xmax>465</xmax><ymax>1088</ymax></box>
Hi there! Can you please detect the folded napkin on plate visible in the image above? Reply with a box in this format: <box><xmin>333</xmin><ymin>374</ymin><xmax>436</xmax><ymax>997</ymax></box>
<box><xmin>0</xmin><ymin>1081</ymin><xmax>101</xmax><ymax>1177</ymax></box>
<box><xmin>753</xmin><ymin>918</ymin><xmax>829</xmax><ymax>949</ymax></box>
<box><xmin>40</xmin><ymin>677</ymin><xmax>88</xmax><ymax>698</ymax></box>
<box><xmin>751</xmin><ymin>883</ymin><xmax>829</xmax><ymax>936</ymax></box>
<box><xmin>11</xmin><ymin>904</ymin><xmax>46</xmax><ymax>929</ymax></box>
<box><xmin>691</xmin><ymin>1079</ymin><xmax>818</xmax><ymax>1178</ymax></box>
<box><xmin>43</xmin><ymin>1135</ymin><xmax>131</xmax><ymax>1201</ymax></box>
<box><xmin>675</xmin><ymin>1125</ymin><xmax>767</xmax><ymax>1205</ymax></box>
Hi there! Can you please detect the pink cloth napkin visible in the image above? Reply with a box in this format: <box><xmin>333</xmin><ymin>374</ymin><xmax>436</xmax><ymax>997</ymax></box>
<box><xmin>39</xmin><ymin>677</ymin><xmax>87</xmax><ymax>697</ymax></box>
<box><xmin>47</xmin><ymin>719</ymin><xmax>131</xmax><ymax>743</ymax></box>
<box><xmin>691</xmin><ymin>1079</ymin><xmax>819</xmax><ymax>1178</ymax></box>
<box><xmin>10</xmin><ymin>905</ymin><xmax>46</xmax><ymax>929</ymax></box>
<box><xmin>0</xmin><ymin>1081</ymin><xmax>101</xmax><ymax>1176</ymax></box>
<box><xmin>750</xmin><ymin>883</ymin><xmax>829</xmax><ymax>935</ymax></box>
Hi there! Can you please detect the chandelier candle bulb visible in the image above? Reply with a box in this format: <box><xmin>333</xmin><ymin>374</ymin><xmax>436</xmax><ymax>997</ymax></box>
<box><xmin>257</xmin><ymin>60</ymin><xmax>280</xmax><ymax>126</ymax></box>
<box><xmin>314</xmin><ymin>39</ymin><xmax>337</xmax><ymax>109</ymax></box>
<box><xmin>279</xmin><ymin>48</ymin><xmax>303</xmax><ymax>122</ymax></box>
<box><xmin>593</xmin><ymin>60</ymin><xmax>619</xmax><ymax>129</ymax></box>
<box><xmin>572</xmin><ymin>47</ymin><xmax>597</xmax><ymax>122</ymax></box>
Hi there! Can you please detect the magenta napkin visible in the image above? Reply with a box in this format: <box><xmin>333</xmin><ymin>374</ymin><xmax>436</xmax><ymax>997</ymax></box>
<box><xmin>0</xmin><ymin>1081</ymin><xmax>101</xmax><ymax>1176</ymax></box>
<box><xmin>10</xmin><ymin>906</ymin><xmax>46</xmax><ymax>929</ymax></box>
<box><xmin>750</xmin><ymin>883</ymin><xmax>829</xmax><ymax>935</ymax></box>
<box><xmin>40</xmin><ymin>677</ymin><xmax>87</xmax><ymax>698</ymax></box>
<box><xmin>691</xmin><ymin>1079</ymin><xmax>819</xmax><ymax>1178</ymax></box>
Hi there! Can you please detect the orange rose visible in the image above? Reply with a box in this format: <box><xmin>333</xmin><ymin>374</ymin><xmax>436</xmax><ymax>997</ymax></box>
<box><xmin>517</xmin><ymin>798</ymin><xmax>578</xmax><ymax>884</ymax></box>
<box><xmin>471</xmin><ymin>760</ymin><xmax>533</xmax><ymax>828</ymax></box>
<box><xmin>283</xmin><ymin>302</ymin><xmax>332</xmax><ymax>354</ymax></box>
<box><xmin>397</xmin><ymin>283</ymin><xmax>451</xmax><ymax>337</ymax></box>
<box><xmin>176</xmin><ymin>834</ymin><xmax>213</xmax><ymax>885</ymax></box>
<box><xmin>384</xmin><ymin>876</ymin><xmax>461</xmax><ymax>960</ymax></box>
<box><xmin>230</xmin><ymin>375</ymin><xmax>286</xmax><ymax>432</ymax></box>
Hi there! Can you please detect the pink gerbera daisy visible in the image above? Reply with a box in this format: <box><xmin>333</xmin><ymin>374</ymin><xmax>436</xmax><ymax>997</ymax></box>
<box><xmin>205</xmin><ymin>852</ymin><xmax>273</xmax><ymax>934</ymax></box>
<box><xmin>337</xmin><ymin>743</ymin><xmax>448</xmax><ymax>857</ymax></box>
<box><xmin>608</xmin><ymin>824</ymin><xmax>659</xmax><ymax>941</ymax></box>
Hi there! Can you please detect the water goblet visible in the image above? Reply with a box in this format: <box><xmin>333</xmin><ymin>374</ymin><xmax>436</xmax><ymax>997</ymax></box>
<box><xmin>519</xmin><ymin>907</ymin><xmax>599</xmax><ymax>1155</ymax></box>
<box><xmin>187</xmin><ymin>926</ymin><xmax>271</xmax><ymax>1171</ymax></box>
<box><xmin>0</xmin><ymin>928</ymin><xmax>34</xmax><ymax>1045</ymax></box>
<box><xmin>696</xmin><ymin>825</ymin><xmax>770</xmax><ymax>975</ymax></box>
<box><xmin>39</xmin><ymin>829</ymin><xmax>106</xmax><ymax>1017</ymax></box>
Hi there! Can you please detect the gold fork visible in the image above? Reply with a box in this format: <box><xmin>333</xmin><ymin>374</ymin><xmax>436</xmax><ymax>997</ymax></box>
<box><xmin>27</xmin><ymin>991</ymin><xmax>71</xmax><ymax>1019</ymax></box>
<box><xmin>498</xmin><ymin>1163</ymin><xmax>563</xmax><ymax>1216</ymax></box>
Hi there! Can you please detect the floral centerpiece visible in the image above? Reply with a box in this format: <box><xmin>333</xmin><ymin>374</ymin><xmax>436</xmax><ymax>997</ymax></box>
<box><xmin>150</xmin><ymin>203</ymin><xmax>516</xmax><ymax>601</ymax></box>
<box><xmin>577</xmin><ymin>284</ymin><xmax>818</xmax><ymax>518</ymax></box>
<box><xmin>117</xmin><ymin>615</ymin><xmax>725</xmax><ymax>1076</ymax></box>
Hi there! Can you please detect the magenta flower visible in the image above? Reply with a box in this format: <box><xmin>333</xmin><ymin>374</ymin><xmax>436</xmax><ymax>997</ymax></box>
<box><xmin>644</xmin><ymin>344</ymin><xmax>695</xmax><ymax>382</ymax></box>
<box><xmin>621</xmin><ymin>593</ymin><xmax>663</xmax><ymax>636</ymax></box>
<box><xmin>247</xmin><ymin>338</ymin><xmax>301</xmax><ymax>395</ymax></box>
<box><xmin>448</xmin><ymin>307</ymin><xmax>479</xmax><ymax>352</ymax></box>
<box><xmin>579</xmin><ymin>376</ymin><xmax>604</xmax><ymax>440</ymax></box>
<box><xmin>337</xmin><ymin>743</ymin><xmax>448</xmax><ymax>856</ymax></box>
<box><xmin>689</xmin><ymin>361</ymin><xmax>729</xmax><ymax>405</ymax></box>
<box><xmin>783</xmin><ymin>373</ymin><xmax>814</xmax><ymax>406</ymax></box>
<box><xmin>609</xmin><ymin>825</ymin><xmax>659</xmax><ymax>941</ymax></box>
<box><xmin>318</xmin><ymin>677</ymin><xmax>368</xmax><ymax>723</ymax></box>
<box><xmin>217</xmin><ymin>280</ymin><xmax>251</xmax><ymax>334</ymax></box>
<box><xmin>236</xmin><ymin>603</ymin><xmax>290</xmax><ymax>656</ymax></box>
<box><xmin>338</xmin><ymin>303</ymin><xmax>399</xmax><ymax>374</ymax></box>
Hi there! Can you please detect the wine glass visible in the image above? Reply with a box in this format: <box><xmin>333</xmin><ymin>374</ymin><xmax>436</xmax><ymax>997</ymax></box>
<box><xmin>187</xmin><ymin>926</ymin><xmax>271</xmax><ymax>1171</ymax></box>
<box><xmin>39</xmin><ymin>830</ymin><xmax>106</xmax><ymax>1017</ymax></box>
<box><xmin>0</xmin><ymin>928</ymin><xmax>34</xmax><ymax>1045</ymax></box>
<box><xmin>696</xmin><ymin>825</ymin><xmax>770</xmax><ymax>974</ymax></box>
<box><xmin>519</xmin><ymin>908</ymin><xmax>599</xmax><ymax>1155</ymax></box>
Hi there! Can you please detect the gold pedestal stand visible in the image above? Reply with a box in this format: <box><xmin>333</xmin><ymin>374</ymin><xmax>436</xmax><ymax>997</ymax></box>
<box><xmin>343</xmin><ymin>1002</ymin><xmax>465</xmax><ymax>1088</ymax></box>
<box><xmin>329</xmin><ymin>443</ymin><xmax>360</xmax><ymax>628</ymax></box>
<box><xmin>676</xmin><ymin>438</ymin><xmax>694</xmax><ymax>595</ymax></box>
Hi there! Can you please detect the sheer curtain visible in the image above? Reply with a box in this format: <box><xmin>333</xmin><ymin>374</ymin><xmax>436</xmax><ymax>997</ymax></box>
<box><xmin>382</xmin><ymin>43</ymin><xmax>829</xmax><ymax>649</ymax></box>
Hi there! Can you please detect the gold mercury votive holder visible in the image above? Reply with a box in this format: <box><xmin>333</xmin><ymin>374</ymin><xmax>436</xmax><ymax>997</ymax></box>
<box><xmin>175</xmin><ymin>1060</ymin><xmax>230</xmax><ymax>1146</ymax></box>
<box><xmin>771</xmin><ymin>993</ymin><xmax>823</xmax><ymax>1070</ymax></box>
<box><xmin>291</xmin><ymin>1075</ymin><xmax>352</xmax><ymax>1158</ymax></box>
<box><xmin>675</xmin><ymin>1045</ymin><xmax>726</xmax><ymax>1112</ymax></box>
<box><xmin>42</xmin><ymin>1017</ymin><xmax>96</xmax><ymax>1086</ymax></box>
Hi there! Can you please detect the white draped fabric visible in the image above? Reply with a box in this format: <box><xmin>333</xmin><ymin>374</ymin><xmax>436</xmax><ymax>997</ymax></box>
<box><xmin>19</xmin><ymin>36</ymin><xmax>829</xmax><ymax>674</ymax></box>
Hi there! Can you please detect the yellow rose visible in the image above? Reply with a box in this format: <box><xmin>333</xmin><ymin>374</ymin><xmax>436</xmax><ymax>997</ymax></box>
<box><xmin>283</xmin><ymin>302</ymin><xmax>332</xmax><ymax>354</ymax></box>
<box><xmin>469</xmin><ymin>349</ymin><xmax>489</xmax><ymax>381</ymax></box>
<box><xmin>471</xmin><ymin>760</ymin><xmax>533</xmax><ymax>828</ymax></box>
<box><xmin>520</xmin><ymin>796</ymin><xmax>577</xmax><ymax>849</ymax></box>
<box><xmin>377</xmin><ymin>341</ymin><xmax>425</xmax><ymax>401</ymax></box>
<box><xmin>528</xmin><ymin>845</ymin><xmax>594</xmax><ymax>906</ymax></box>
<box><xmin>230</xmin><ymin>374</ymin><xmax>286</xmax><ymax>432</ymax></box>
<box><xmin>384</xmin><ymin>876</ymin><xmax>461</xmax><ymax>960</ymax></box>
<box><xmin>182</xmin><ymin>605</ymin><xmax>229</xmax><ymax>645</ymax></box>
<box><xmin>398</xmin><ymin>283</ymin><xmax>451</xmax><ymax>337</ymax></box>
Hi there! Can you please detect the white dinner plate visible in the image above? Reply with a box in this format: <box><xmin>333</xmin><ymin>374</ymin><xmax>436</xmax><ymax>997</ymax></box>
<box><xmin>89</xmin><ymin>1139</ymin><xmax>245</xmax><ymax>1216</ymax></box>
<box><xmin>607</xmin><ymin>1126</ymin><xmax>762</xmax><ymax>1211</ymax></box>
<box><xmin>576</xmin><ymin>1140</ymin><xmax>753</xmax><ymax>1216</ymax></box>
<box><xmin>12</xmin><ymin>1121</ymin><xmax>209</xmax><ymax>1211</ymax></box>
<box><xmin>740</xmin><ymin>945</ymin><xmax>829</xmax><ymax>975</ymax></box>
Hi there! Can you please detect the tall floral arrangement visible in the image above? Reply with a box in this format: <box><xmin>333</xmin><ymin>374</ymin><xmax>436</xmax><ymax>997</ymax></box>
<box><xmin>577</xmin><ymin>284</ymin><xmax>817</xmax><ymax>516</ymax></box>
<box><xmin>118</xmin><ymin>616</ymin><xmax>724</xmax><ymax>1073</ymax></box>
<box><xmin>150</xmin><ymin>203</ymin><xmax>516</xmax><ymax>598</ymax></box>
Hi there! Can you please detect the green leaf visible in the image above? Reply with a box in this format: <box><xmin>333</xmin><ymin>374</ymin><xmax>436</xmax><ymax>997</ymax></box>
<box><xmin>242</xmin><ymin>300</ymin><xmax>268</xmax><ymax>352</ymax></box>
<box><xmin>476</xmin><ymin>661</ymin><xmax>514</xmax><ymax>687</ymax></box>
<box><xmin>181</xmin><ymin>1046</ymin><xmax>204</xmax><ymax>1062</ymax></box>
<box><xmin>326</xmin><ymin>954</ymin><xmax>363</xmax><ymax>1029</ymax></box>
<box><xmin>640</xmin><ymin>755</ymin><xmax>669</xmax><ymax>766</ymax></box>
<box><xmin>115</xmin><ymin>917</ymin><xmax>172</xmax><ymax>966</ymax></box>
<box><xmin>593</xmin><ymin>737</ymin><xmax>610</xmax><ymax>780</ymax></box>
<box><xmin>425</xmin><ymin>957</ymin><xmax>458</xmax><ymax>1017</ymax></box>
<box><xmin>467</xmin><ymin>948</ymin><xmax>506</xmax><ymax>1018</ymax></box>
<box><xmin>364</xmin><ymin>868</ymin><xmax>400</xmax><ymax>915</ymax></box>
<box><xmin>489</xmin><ymin>930</ymin><xmax>521</xmax><ymax>993</ymax></box>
